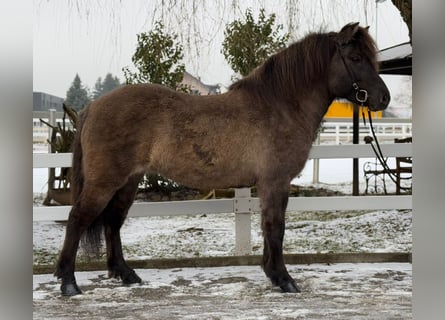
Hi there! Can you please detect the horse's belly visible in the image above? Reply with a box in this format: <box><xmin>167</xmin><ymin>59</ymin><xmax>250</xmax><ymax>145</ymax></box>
<box><xmin>161</xmin><ymin>162</ymin><xmax>255</xmax><ymax>190</ymax></box>
<box><xmin>148</xmin><ymin>146</ymin><xmax>255</xmax><ymax>190</ymax></box>
<box><xmin>173</xmin><ymin>171</ymin><xmax>253</xmax><ymax>190</ymax></box>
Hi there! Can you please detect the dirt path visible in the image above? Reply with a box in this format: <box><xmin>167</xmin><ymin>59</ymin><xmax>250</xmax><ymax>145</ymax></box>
<box><xmin>33</xmin><ymin>263</ymin><xmax>411</xmax><ymax>319</ymax></box>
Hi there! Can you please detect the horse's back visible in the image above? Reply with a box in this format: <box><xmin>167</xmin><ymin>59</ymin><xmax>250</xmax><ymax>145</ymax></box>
<box><xmin>87</xmin><ymin>83</ymin><xmax>181</xmax><ymax>118</ymax></box>
<box><xmin>78</xmin><ymin>84</ymin><xmax>264</xmax><ymax>189</ymax></box>
<box><xmin>79</xmin><ymin>84</ymin><xmax>179</xmax><ymax>182</ymax></box>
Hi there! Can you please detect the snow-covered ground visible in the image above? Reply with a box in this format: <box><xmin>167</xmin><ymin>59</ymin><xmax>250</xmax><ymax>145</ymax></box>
<box><xmin>33</xmin><ymin>209</ymin><xmax>412</xmax><ymax>265</ymax></box>
<box><xmin>33</xmin><ymin>263</ymin><xmax>412</xmax><ymax>319</ymax></box>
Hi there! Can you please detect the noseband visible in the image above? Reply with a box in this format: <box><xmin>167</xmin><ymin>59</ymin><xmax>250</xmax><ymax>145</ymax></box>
<box><xmin>337</xmin><ymin>44</ymin><xmax>368</xmax><ymax>105</ymax></box>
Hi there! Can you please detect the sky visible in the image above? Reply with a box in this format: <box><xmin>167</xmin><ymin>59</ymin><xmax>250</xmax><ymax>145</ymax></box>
<box><xmin>33</xmin><ymin>0</ymin><xmax>410</xmax><ymax>99</ymax></box>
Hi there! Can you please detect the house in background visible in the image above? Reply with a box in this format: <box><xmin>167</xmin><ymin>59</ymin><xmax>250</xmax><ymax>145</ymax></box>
<box><xmin>33</xmin><ymin>92</ymin><xmax>64</xmax><ymax>112</ymax></box>
<box><xmin>181</xmin><ymin>71</ymin><xmax>220</xmax><ymax>95</ymax></box>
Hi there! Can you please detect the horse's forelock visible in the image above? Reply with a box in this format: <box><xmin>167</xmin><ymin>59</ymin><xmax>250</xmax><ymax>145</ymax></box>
<box><xmin>354</xmin><ymin>27</ymin><xmax>379</xmax><ymax>71</ymax></box>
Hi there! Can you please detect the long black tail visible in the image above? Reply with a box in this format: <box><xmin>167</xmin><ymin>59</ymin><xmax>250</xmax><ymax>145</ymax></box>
<box><xmin>71</xmin><ymin>106</ymin><xmax>104</xmax><ymax>257</ymax></box>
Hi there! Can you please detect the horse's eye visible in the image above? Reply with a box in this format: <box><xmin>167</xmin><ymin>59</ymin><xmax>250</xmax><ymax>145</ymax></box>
<box><xmin>350</xmin><ymin>54</ymin><xmax>362</xmax><ymax>62</ymax></box>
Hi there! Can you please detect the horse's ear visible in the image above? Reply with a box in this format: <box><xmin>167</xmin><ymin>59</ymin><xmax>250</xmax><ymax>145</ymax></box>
<box><xmin>336</xmin><ymin>22</ymin><xmax>360</xmax><ymax>45</ymax></box>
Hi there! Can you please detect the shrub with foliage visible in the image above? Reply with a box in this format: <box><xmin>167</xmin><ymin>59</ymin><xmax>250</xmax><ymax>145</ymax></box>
<box><xmin>222</xmin><ymin>8</ymin><xmax>289</xmax><ymax>77</ymax></box>
<box><xmin>123</xmin><ymin>21</ymin><xmax>189</xmax><ymax>92</ymax></box>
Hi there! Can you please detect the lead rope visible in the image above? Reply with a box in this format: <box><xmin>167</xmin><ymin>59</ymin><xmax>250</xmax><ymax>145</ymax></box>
<box><xmin>365</xmin><ymin>110</ymin><xmax>399</xmax><ymax>185</ymax></box>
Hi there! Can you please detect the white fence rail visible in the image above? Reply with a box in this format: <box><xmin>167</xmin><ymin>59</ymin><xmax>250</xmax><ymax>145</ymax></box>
<box><xmin>33</xmin><ymin>144</ymin><xmax>412</xmax><ymax>169</ymax></box>
<box><xmin>33</xmin><ymin>111</ymin><xmax>412</xmax><ymax>145</ymax></box>
<box><xmin>321</xmin><ymin>120</ymin><xmax>411</xmax><ymax>144</ymax></box>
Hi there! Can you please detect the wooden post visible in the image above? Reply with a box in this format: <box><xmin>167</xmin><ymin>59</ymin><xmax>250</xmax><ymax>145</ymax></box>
<box><xmin>234</xmin><ymin>188</ymin><xmax>252</xmax><ymax>255</ymax></box>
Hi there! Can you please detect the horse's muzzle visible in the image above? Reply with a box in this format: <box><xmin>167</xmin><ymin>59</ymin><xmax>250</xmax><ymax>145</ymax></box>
<box><xmin>368</xmin><ymin>91</ymin><xmax>390</xmax><ymax>111</ymax></box>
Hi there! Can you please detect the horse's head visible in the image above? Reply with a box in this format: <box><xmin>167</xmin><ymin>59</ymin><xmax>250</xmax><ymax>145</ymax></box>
<box><xmin>329</xmin><ymin>22</ymin><xmax>390</xmax><ymax>111</ymax></box>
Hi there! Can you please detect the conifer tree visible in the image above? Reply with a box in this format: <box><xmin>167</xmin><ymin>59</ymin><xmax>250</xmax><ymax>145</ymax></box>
<box><xmin>92</xmin><ymin>73</ymin><xmax>121</xmax><ymax>99</ymax></box>
<box><xmin>65</xmin><ymin>74</ymin><xmax>90</xmax><ymax>110</ymax></box>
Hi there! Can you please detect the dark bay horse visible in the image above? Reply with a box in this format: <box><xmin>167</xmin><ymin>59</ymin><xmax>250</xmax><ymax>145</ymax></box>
<box><xmin>55</xmin><ymin>23</ymin><xmax>390</xmax><ymax>295</ymax></box>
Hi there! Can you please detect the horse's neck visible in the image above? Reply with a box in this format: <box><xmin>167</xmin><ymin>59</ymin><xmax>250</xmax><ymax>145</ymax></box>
<box><xmin>289</xmin><ymin>86</ymin><xmax>333</xmax><ymax>136</ymax></box>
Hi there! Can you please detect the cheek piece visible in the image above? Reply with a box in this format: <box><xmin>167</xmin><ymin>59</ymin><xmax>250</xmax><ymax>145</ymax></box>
<box><xmin>337</xmin><ymin>44</ymin><xmax>368</xmax><ymax>107</ymax></box>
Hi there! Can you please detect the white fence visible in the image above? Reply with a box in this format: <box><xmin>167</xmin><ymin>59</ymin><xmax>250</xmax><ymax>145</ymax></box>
<box><xmin>319</xmin><ymin>118</ymin><xmax>412</xmax><ymax>144</ymax></box>
<box><xmin>33</xmin><ymin>111</ymin><xmax>412</xmax><ymax>145</ymax></box>
<box><xmin>33</xmin><ymin>143</ymin><xmax>412</xmax><ymax>255</ymax></box>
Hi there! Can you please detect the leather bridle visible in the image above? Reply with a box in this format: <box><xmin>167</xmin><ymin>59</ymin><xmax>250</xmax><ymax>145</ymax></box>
<box><xmin>336</xmin><ymin>43</ymin><xmax>369</xmax><ymax>106</ymax></box>
<box><xmin>337</xmin><ymin>43</ymin><xmax>400</xmax><ymax>187</ymax></box>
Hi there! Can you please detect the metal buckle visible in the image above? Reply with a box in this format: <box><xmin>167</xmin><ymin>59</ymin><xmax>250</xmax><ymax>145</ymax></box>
<box><xmin>356</xmin><ymin>89</ymin><xmax>368</xmax><ymax>104</ymax></box>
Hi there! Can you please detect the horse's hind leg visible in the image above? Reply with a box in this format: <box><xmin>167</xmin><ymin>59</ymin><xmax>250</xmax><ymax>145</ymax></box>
<box><xmin>55</xmin><ymin>185</ymin><xmax>116</xmax><ymax>296</ymax></box>
<box><xmin>103</xmin><ymin>174</ymin><xmax>143</xmax><ymax>285</ymax></box>
<box><xmin>257</xmin><ymin>182</ymin><xmax>300</xmax><ymax>293</ymax></box>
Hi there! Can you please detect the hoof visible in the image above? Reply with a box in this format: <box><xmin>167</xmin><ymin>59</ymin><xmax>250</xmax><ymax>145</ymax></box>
<box><xmin>61</xmin><ymin>281</ymin><xmax>82</xmax><ymax>296</ymax></box>
<box><xmin>122</xmin><ymin>271</ymin><xmax>142</xmax><ymax>285</ymax></box>
<box><xmin>280</xmin><ymin>281</ymin><xmax>301</xmax><ymax>293</ymax></box>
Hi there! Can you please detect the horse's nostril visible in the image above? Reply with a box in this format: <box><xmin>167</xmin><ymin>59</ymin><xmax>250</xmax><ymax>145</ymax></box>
<box><xmin>381</xmin><ymin>93</ymin><xmax>390</xmax><ymax>105</ymax></box>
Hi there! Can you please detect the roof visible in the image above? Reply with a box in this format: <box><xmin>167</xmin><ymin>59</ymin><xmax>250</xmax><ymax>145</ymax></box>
<box><xmin>182</xmin><ymin>71</ymin><xmax>220</xmax><ymax>95</ymax></box>
<box><xmin>378</xmin><ymin>42</ymin><xmax>412</xmax><ymax>75</ymax></box>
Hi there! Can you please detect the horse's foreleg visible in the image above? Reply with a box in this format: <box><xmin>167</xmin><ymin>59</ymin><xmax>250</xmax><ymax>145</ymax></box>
<box><xmin>258</xmin><ymin>183</ymin><xmax>300</xmax><ymax>293</ymax></box>
<box><xmin>104</xmin><ymin>174</ymin><xmax>143</xmax><ymax>285</ymax></box>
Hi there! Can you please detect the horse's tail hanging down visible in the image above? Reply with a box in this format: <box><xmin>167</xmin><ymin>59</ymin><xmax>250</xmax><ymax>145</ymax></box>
<box><xmin>71</xmin><ymin>106</ymin><xmax>104</xmax><ymax>257</ymax></box>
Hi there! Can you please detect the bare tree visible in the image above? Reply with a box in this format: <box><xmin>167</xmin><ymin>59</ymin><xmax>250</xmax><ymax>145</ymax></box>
<box><xmin>390</xmin><ymin>0</ymin><xmax>412</xmax><ymax>44</ymax></box>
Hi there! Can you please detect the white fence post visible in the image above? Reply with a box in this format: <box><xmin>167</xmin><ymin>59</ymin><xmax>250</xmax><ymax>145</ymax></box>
<box><xmin>335</xmin><ymin>124</ymin><xmax>340</xmax><ymax>144</ymax></box>
<box><xmin>234</xmin><ymin>188</ymin><xmax>252</xmax><ymax>256</ymax></box>
<box><xmin>47</xmin><ymin>109</ymin><xmax>57</xmax><ymax>189</ymax></box>
<box><xmin>48</xmin><ymin>109</ymin><xmax>56</xmax><ymax>152</ymax></box>
<box><xmin>312</xmin><ymin>131</ymin><xmax>320</xmax><ymax>184</ymax></box>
